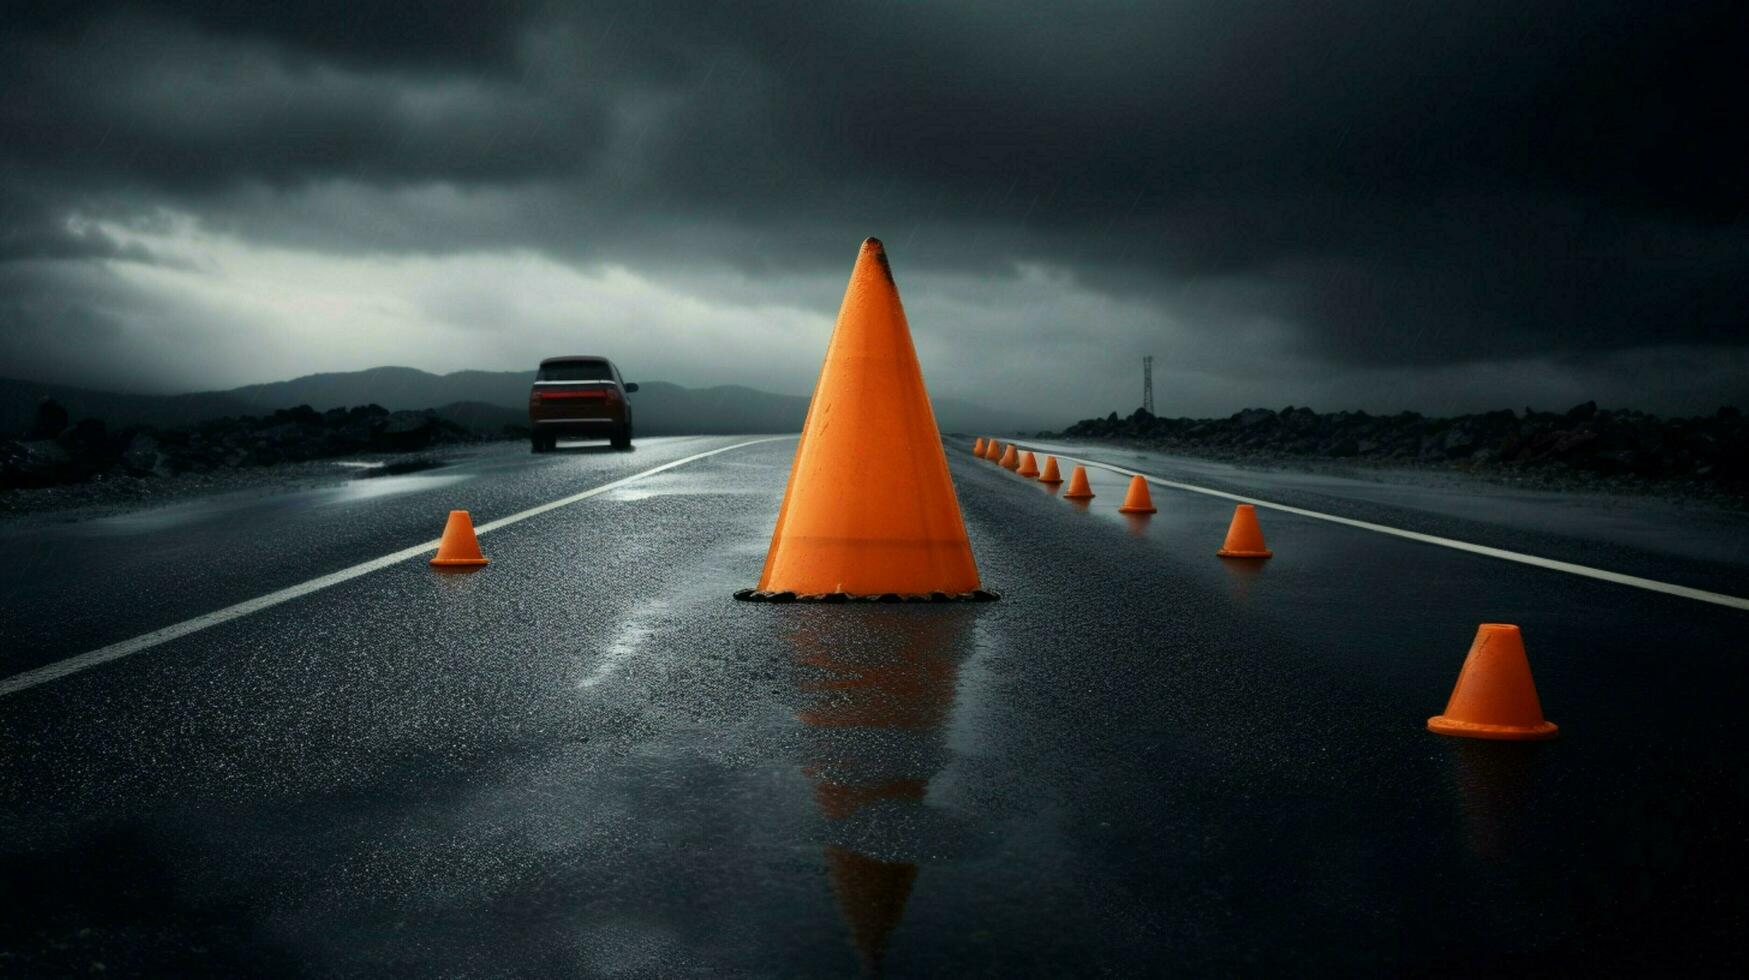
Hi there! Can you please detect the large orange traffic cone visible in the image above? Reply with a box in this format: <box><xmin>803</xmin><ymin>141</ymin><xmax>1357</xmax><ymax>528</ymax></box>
<box><xmin>1216</xmin><ymin>504</ymin><xmax>1272</xmax><ymax>558</ymax></box>
<box><xmin>1062</xmin><ymin>465</ymin><xmax>1094</xmax><ymax>499</ymax></box>
<box><xmin>1016</xmin><ymin>451</ymin><xmax>1040</xmax><ymax>478</ymax></box>
<box><xmin>1038</xmin><ymin>455</ymin><xmax>1063</xmax><ymax>484</ymax></box>
<box><xmin>430</xmin><ymin>510</ymin><xmax>489</xmax><ymax>567</ymax></box>
<box><xmin>972</xmin><ymin>437</ymin><xmax>985</xmax><ymax>456</ymax></box>
<box><xmin>1428</xmin><ymin>624</ymin><xmax>1559</xmax><ymax>740</ymax></box>
<box><xmin>1116</xmin><ymin>475</ymin><xmax>1157</xmax><ymax>513</ymax></box>
<box><xmin>999</xmin><ymin>444</ymin><xmax>1019</xmax><ymax>470</ymax></box>
<box><xmin>752</xmin><ymin>238</ymin><xmax>983</xmax><ymax>597</ymax></box>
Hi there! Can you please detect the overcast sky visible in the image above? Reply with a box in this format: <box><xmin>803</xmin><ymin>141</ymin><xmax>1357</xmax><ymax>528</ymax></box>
<box><xmin>2</xmin><ymin>1</ymin><xmax>1744</xmax><ymax>419</ymax></box>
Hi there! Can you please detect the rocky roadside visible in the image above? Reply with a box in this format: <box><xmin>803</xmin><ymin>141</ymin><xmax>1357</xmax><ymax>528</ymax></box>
<box><xmin>0</xmin><ymin>451</ymin><xmax>490</xmax><ymax>524</ymax></box>
<box><xmin>1053</xmin><ymin>402</ymin><xmax>1749</xmax><ymax>509</ymax></box>
<box><xmin>1</xmin><ymin>398</ymin><xmax>505</xmax><ymax>521</ymax></box>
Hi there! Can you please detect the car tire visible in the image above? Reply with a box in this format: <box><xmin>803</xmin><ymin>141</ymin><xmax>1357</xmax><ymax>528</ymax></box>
<box><xmin>611</xmin><ymin>423</ymin><xmax>632</xmax><ymax>450</ymax></box>
<box><xmin>531</xmin><ymin>433</ymin><xmax>554</xmax><ymax>453</ymax></box>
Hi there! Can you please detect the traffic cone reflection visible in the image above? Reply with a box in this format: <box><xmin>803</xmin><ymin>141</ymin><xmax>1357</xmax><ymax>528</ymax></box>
<box><xmin>795</xmin><ymin>611</ymin><xmax>971</xmax><ymax>974</ymax></box>
<box><xmin>429</xmin><ymin>510</ymin><xmax>489</xmax><ymax>567</ymax></box>
<box><xmin>1038</xmin><ymin>456</ymin><xmax>1063</xmax><ymax>484</ymax></box>
<box><xmin>825</xmin><ymin>848</ymin><xmax>918</xmax><ymax>974</ymax></box>
<box><xmin>1116</xmin><ymin>475</ymin><xmax>1157</xmax><ymax>514</ymax></box>
<box><xmin>1062</xmin><ymin>465</ymin><xmax>1095</xmax><ymax>499</ymax></box>
<box><xmin>1428</xmin><ymin>624</ymin><xmax>1559</xmax><ymax>740</ymax></box>
<box><xmin>754</xmin><ymin>238</ymin><xmax>982</xmax><ymax>596</ymax></box>
<box><xmin>1017</xmin><ymin>451</ymin><xmax>1040</xmax><ymax>478</ymax></box>
<box><xmin>999</xmin><ymin>444</ymin><xmax>1019</xmax><ymax>470</ymax></box>
<box><xmin>1216</xmin><ymin>504</ymin><xmax>1272</xmax><ymax>558</ymax></box>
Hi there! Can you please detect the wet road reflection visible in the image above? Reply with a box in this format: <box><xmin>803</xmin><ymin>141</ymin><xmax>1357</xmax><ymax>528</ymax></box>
<box><xmin>790</xmin><ymin>608</ymin><xmax>976</xmax><ymax>975</ymax></box>
<box><xmin>1219</xmin><ymin>554</ymin><xmax>1266</xmax><ymax>599</ymax></box>
<box><xmin>1447</xmin><ymin>737</ymin><xmax>1549</xmax><ymax>861</ymax></box>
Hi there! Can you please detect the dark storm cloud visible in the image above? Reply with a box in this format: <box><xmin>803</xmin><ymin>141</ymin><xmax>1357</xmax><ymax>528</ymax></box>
<box><xmin>1</xmin><ymin>0</ymin><xmax>1744</xmax><ymax>407</ymax></box>
<box><xmin>8</xmin><ymin>0</ymin><xmax>534</xmax><ymax>72</ymax></box>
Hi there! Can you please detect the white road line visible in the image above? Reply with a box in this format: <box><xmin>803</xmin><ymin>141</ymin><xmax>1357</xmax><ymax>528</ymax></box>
<box><xmin>0</xmin><ymin>438</ymin><xmax>786</xmax><ymax>698</ymax></box>
<box><xmin>1007</xmin><ymin>444</ymin><xmax>1749</xmax><ymax>612</ymax></box>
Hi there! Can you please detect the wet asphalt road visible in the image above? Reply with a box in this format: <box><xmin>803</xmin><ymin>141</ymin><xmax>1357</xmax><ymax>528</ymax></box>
<box><xmin>3</xmin><ymin>435</ymin><xmax>1747</xmax><ymax>977</ymax></box>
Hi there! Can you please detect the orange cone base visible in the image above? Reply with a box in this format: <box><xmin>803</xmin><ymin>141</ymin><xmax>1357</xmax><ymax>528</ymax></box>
<box><xmin>735</xmin><ymin>588</ymin><xmax>999</xmax><ymax>603</ymax></box>
<box><xmin>1427</xmin><ymin>715</ymin><xmax>1559</xmax><ymax>741</ymax></box>
<box><xmin>430</xmin><ymin>556</ymin><xmax>490</xmax><ymax>568</ymax></box>
<box><xmin>1118</xmin><ymin>504</ymin><xmax>1157</xmax><ymax>514</ymax></box>
<box><xmin>1216</xmin><ymin>546</ymin><xmax>1272</xmax><ymax>559</ymax></box>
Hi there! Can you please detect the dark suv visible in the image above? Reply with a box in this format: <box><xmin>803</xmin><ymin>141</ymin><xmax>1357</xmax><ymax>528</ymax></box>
<box><xmin>528</xmin><ymin>356</ymin><xmax>638</xmax><ymax>451</ymax></box>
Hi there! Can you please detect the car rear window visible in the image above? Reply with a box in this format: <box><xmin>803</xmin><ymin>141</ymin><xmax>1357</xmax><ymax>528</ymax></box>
<box><xmin>538</xmin><ymin>361</ymin><xmax>614</xmax><ymax>382</ymax></box>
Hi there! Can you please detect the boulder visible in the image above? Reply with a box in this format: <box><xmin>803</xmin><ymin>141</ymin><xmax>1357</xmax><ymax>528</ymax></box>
<box><xmin>24</xmin><ymin>398</ymin><xmax>70</xmax><ymax>440</ymax></box>
<box><xmin>1441</xmin><ymin>427</ymin><xmax>1477</xmax><ymax>457</ymax></box>
<box><xmin>2</xmin><ymin>439</ymin><xmax>74</xmax><ymax>488</ymax></box>
<box><xmin>373</xmin><ymin>411</ymin><xmax>438</xmax><ymax>451</ymax></box>
<box><xmin>120</xmin><ymin>432</ymin><xmax>169</xmax><ymax>476</ymax></box>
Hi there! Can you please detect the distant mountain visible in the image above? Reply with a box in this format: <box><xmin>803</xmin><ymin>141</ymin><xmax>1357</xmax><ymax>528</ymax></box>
<box><xmin>2</xmin><ymin>368</ymin><xmax>1056</xmax><ymax>437</ymax></box>
<box><xmin>0</xmin><ymin>378</ymin><xmax>255</xmax><ymax>433</ymax></box>
<box><xmin>223</xmin><ymin>367</ymin><xmax>534</xmax><ymax>415</ymax></box>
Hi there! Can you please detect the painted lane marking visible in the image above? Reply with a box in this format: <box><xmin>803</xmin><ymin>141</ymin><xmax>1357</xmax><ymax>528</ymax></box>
<box><xmin>1005</xmin><ymin>444</ymin><xmax>1749</xmax><ymax>612</ymax></box>
<box><xmin>1</xmin><ymin>438</ymin><xmax>786</xmax><ymax>698</ymax></box>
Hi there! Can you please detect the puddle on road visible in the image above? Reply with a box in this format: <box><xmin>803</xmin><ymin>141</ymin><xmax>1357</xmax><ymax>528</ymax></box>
<box><xmin>319</xmin><ymin>472</ymin><xmax>469</xmax><ymax>505</ymax></box>
<box><xmin>347</xmin><ymin>457</ymin><xmax>453</xmax><ymax>479</ymax></box>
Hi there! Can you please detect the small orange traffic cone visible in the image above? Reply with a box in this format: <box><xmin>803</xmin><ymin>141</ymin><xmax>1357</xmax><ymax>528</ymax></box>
<box><xmin>1428</xmin><ymin>624</ymin><xmax>1558</xmax><ymax>740</ymax></box>
<box><xmin>1216</xmin><ymin>504</ymin><xmax>1272</xmax><ymax>558</ymax></box>
<box><xmin>430</xmin><ymin>510</ymin><xmax>489</xmax><ymax>567</ymax></box>
<box><xmin>752</xmin><ymin>238</ymin><xmax>983</xmax><ymax>597</ymax></box>
<box><xmin>1116</xmin><ymin>475</ymin><xmax>1157</xmax><ymax>513</ymax></box>
<box><xmin>972</xmin><ymin>437</ymin><xmax>985</xmax><ymax>456</ymax></box>
<box><xmin>1062</xmin><ymin>465</ymin><xmax>1094</xmax><ymax>499</ymax></box>
<box><xmin>1038</xmin><ymin>455</ymin><xmax>1063</xmax><ymax>484</ymax></box>
<box><xmin>1016</xmin><ymin>451</ymin><xmax>1040</xmax><ymax>478</ymax></box>
<box><xmin>999</xmin><ymin>444</ymin><xmax>1020</xmax><ymax>470</ymax></box>
<box><xmin>983</xmin><ymin>439</ymin><xmax>1000</xmax><ymax>460</ymax></box>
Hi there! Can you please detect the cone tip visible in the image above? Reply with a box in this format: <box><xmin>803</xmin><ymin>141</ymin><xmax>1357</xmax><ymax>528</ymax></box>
<box><xmin>1478</xmin><ymin>623</ymin><xmax>1520</xmax><ymax>635</ymax></box>
<box><xmin>859</xmin><ymin>237</ymin><xmax>893</xmax><ymax>280</ymax></box>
